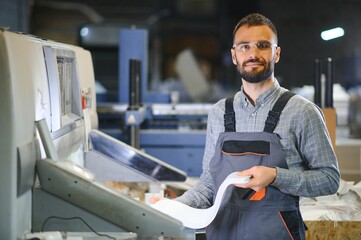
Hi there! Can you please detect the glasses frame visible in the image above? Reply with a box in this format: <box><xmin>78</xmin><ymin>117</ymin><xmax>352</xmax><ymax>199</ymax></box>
<box><xmin>232</xmin><ymin>41</ymin><xmax>278</xmax><ymax>54</ymax></box>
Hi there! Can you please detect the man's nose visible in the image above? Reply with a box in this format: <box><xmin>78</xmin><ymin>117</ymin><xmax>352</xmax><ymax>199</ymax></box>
<box><xmin>249</xmin><ymin>44</ymin><xmax>261</xmax><ymax>53</ymax></box>
<box><xmin>247</xmin><ymin>45</ymin><xmax>261</xmax><ymax>59</ymax></box>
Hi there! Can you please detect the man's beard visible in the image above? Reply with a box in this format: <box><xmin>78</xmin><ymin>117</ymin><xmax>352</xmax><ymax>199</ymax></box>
<box><xmin>237</xmin><ymin>59</ymin><xmax>274</xmax><ymax>83</ymax></box>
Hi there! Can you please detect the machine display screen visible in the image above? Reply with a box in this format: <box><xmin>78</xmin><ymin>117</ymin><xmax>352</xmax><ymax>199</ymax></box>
<box><xmin>44</xmin><ymin>46</ymin><xmax>82</xmax><ymax>133</ymax></box>
<box><xmin>89</xmin><ymin>130</ymin><xmax>187</xmax><ymax>182</ymax></box>
<box><xmin>57</xmin><ymin>56</ymin><xmax>76</xmax><ymax>124</ymax></box>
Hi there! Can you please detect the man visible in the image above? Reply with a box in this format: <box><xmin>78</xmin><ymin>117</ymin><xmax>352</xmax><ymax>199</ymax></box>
<box><xmin>154</xmin><ymin>13</ymin><xmax>340</xmax><ymax>239</ymax></box>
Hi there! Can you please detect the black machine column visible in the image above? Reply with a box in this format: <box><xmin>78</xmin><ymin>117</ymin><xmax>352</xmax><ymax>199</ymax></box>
<box><xmin>127</xmin><ymin>59</ymin><xmax>142</xmax><ymax>149</ymax></box>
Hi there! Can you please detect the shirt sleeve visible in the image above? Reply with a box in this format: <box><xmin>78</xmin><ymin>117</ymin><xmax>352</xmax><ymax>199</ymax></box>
<box><xmin>175</xmin><ymin>104</ymin><xmax>222</xmax><ymax>208</ymax></box>
<box><xmin>272</xmin><ymin>99</ymin><xmax>340</xmax><ymax>197</ymax></box>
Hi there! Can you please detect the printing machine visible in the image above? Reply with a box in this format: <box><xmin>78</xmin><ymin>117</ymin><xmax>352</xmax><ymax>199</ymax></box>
<box><xmin>93</xmin><ymin>28</ymin><xmax>213</xmax><ymax>178</ymax></box>
<box><xmin>0</xmin><ymin>29</ymin><xmax>195</xmax><ymax>239</ymax></box>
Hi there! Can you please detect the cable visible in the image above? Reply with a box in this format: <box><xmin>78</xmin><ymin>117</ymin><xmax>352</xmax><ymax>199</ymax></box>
<box><xmin>41</xmin><ymin>216</ymin><xmax>117</xmax><ymax>240</ymax></box>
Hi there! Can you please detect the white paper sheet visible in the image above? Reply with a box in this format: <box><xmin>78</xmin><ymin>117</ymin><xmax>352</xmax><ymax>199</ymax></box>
<box><xmin>151</xmin><ymin>172</ymin><xmax>250</xmax><ymax>229</ymax></box>
<box><xmin>300</xmin><ymin>179</ymin><xmax>361</xmax><ymax>221</ymax></box>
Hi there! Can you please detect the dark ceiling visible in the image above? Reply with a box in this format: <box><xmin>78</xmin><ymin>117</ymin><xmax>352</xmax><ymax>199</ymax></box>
<box><xmin>29</xmin><ymin>0</ymin><xmax>361</xmax><ymax>94</ymax></box>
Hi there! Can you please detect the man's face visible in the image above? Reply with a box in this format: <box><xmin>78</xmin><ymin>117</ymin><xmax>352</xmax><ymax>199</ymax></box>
<box><xmin>231</xmin><ymin>25</ymin><xmax>280</xmax><ymax>84</ymax></box>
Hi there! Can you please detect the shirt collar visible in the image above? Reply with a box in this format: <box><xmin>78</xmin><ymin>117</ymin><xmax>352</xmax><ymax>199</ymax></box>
<box><xmin>236</xmin><ymin>79</ymin><xmax>281</xmax><ymax>109</ymax></box>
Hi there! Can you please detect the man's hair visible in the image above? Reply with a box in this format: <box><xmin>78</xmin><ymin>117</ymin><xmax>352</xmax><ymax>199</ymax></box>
<box><xmin>233</xmin><ymin>13</ymin><xmax>278</xmax><ymax>43</ymax></box>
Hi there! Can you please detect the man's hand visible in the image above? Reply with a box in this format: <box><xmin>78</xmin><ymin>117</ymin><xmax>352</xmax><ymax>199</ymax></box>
<box><xmin>149</xmin><ymin>196</ymin><xmax>166</xmax><ymax>204</ymax></box>
<box><xmin>235</xmin><ymin>166</ymin><xmax>277</xmax><ymax>192</ymax></box>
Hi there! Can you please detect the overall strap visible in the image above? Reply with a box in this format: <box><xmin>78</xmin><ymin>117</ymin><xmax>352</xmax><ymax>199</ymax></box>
<box><xmin>263</xmin><ymin>91</ymin><xmax>296</xmax><ymax>133</ymax></box>
<box><xmin>224</xmin><ymin>97</ymin><xmax>235</xmax><ymax>132</ymax></box>
<box><xmin>223</xmin><ymin>96</ymin><xmax>256</xmax><ymax>200</ymax></box>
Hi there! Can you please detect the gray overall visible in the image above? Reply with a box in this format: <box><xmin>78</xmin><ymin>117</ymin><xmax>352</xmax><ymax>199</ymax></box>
<box><xmin>206</xmin><ymin>92</ymin><xmax>306</xmax><ymax>240</ymax></box>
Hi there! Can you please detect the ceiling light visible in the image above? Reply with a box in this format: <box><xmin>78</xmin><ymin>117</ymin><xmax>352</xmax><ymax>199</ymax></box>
<box><xmin>80</xmin><ymin>27</ymin><xmax>89</xmax><ymax>37</ymax></box>
<box><xmin>321</xmin><ymin>27</ymin><xmax>345</xmax><ymax>41</ymax></box>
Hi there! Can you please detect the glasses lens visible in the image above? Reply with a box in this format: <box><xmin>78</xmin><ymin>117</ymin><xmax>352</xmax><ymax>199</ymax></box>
<box><xmin>257</xmin><ymin>41</ymin><xmax>272</xmax><ymax>50</ymax></box>
<box><xmin>234</xmin><ymin>41</ymin><xmax>275</xmax><ymax>53</ymax></box>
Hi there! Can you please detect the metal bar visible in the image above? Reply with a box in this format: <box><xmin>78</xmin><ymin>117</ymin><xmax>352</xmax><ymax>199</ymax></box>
<box><xmin>128</xmin><ymin>59</ymin><xmax>141</xmax><ymax>110</ymax></box>
<box><xmin>314</xmin><ymin>58</ymin><xmax>322</xmax><ymax>107</ymax></box>
<box><xmin>325</xmin><ymin>58</ymin><xmax>334</xmax><ymax>108</ymax></box>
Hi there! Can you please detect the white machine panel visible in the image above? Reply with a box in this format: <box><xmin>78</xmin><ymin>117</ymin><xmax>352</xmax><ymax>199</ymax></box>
<box><xmin>0</xmin><ymin>29</ymin><xmax>191</xmax><ymax>239</ymax></box>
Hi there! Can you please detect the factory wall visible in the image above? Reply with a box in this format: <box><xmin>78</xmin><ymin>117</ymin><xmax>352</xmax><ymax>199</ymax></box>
<box><xmin>0</xmin><ymin>0</ymin><xmax>29</xmax><ymax>32</ymax></box>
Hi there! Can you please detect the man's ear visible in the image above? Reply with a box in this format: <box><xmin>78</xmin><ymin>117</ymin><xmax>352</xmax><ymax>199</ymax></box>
<box><xmin>231</xmin><ymin>49</ymin><xmax>237</xmax><ymax>65</ymax></box>
<box><xmin>275</xmin><ymin>47</ymin><xmax>281</xmax><ymax>63</ymax></box>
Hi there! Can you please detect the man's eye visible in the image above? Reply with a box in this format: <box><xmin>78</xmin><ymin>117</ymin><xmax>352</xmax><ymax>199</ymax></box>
<box><xmin>258</xmin><ymin>42</ymin><xmax>271</xmax><ymax>50</ymax></box>
<box><xmin>241</xmin><ymin>44</ymin><xmax>251</xmax><ymax>50</ymax></box>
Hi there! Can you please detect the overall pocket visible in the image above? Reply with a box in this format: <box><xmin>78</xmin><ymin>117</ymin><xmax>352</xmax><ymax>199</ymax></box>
<box><xmin>222</xmin><ymin>140</ymin><xmax>270</xmax><ymax>156</ymax></box>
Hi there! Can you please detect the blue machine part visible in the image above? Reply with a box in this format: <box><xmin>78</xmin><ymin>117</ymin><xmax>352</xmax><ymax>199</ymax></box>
<box><xmin>96</xmin><ymin>103</ymin><xmax>210</xmax><ymax>177</ymax></box>
<box><xmin>140</xmin><ymin>130</ymin><xmax>206</xmax><ymax>177</ymax></box>
<box><xmin>118</xmin><ymin>28</ymin><xmax>170</xmax><ymax>104</ymax></box>
<box><xmin>119</xmin><ymin>28</ymin><xmax>148</xmax><ymax>104</ymax></box>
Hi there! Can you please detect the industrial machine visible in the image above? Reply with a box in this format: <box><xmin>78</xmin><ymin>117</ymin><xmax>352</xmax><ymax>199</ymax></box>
<box><xmin>89</xmin><ymin>28</ymin><xmax>213</xmax><ymax>177</ymax></box>
<box><xmin>0</xmin><ymin>29</ymin><xmax>195</xmax><ymax>239</ymax></box>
